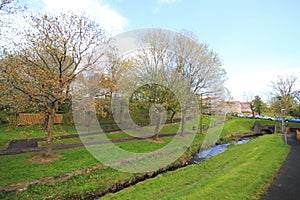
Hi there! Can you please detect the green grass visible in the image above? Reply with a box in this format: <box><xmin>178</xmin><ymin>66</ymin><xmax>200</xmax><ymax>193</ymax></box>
<box><xmin>1</xmin><ymin>117</ymin><xmax>289</xmax><ymax>199</ymax></box>
<box><xmin>0</xmin><ymin>133</ymin><xmax>204</xmax><ymax>187</ymax></box>
<box><xmin>0</xmin><ymin>133</ymin><xmax>205</xmax><ymax>199</ymax></box>
<box><xmin>1</xmin><ymin>167</ymin><xmax>136</xmax><ymax>200</ymax></box>
<box><xmin>200</xmin><ymin>118</ymin><xmax>255</xmax><ymax>145</ymax></box>
<box><xmin>0</xmin><ymin>124</ymin><xmax>77</xmax><ymax>148</ymax></box>
<box><xmin>0</xmin><ymin>117</ymin><xmax>258</xmax><ymax>188</ymax></box>
<box><xmin>0</xmin><ymin>147</ymin><xmax>102</xmax><ymax>187</ymax></box>
<box><xmin>102</xmin><ymin>134</ymin><xmax>289</xmax><ymax>200</ymax></box>
<box><xmin>37</xmin><ymin>117</ymin><xmax>206</xmax><ymax>147</ymax></box>
<box><xmin>286</xmin><ymin>121</ymin><xmax>300</xmax><ymax>129</ymax></box>
<box><xmin>220</xmin><ymin>118</ymin><xmax>255</xmax><ymax>137</ymax></box>
<box><xmin>1</xmin><ymin>114</ymin><xmax>213</xmax><ymax>148</ymax></box>
<box><xmin>38</xmin><ymin>123</ymin><xmax>182</xmax><ymax>147</ymax></box>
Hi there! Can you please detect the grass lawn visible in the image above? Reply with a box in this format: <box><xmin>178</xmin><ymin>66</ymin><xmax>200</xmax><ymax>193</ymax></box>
<box><xmin>220</xmin><ymin>118</ymin><xmax>255</xmax><ymax>137</ymax></box>
<box><xmin>102</xmin><ymin>134</ymin><xmax>289</xmax><ymax>200</ymax></box>
<box><xmin>0</xmin><ymin>124</ymin><xmax>77</xmax><ymax>148</ymax></box>
<box><xmin>37</xmin><ymin>123</ymin><xmax>183</xmax><ymax>147</ymax></box>
<box><xmin>0</xmin><ymin>147</ymin><xmax>101</xmax><ymax>187</ymax></box>
<box><xmin>0</xmin><ymin>132</ymin><xmax>205</xmax><ymax>199</ymax></box>
<box><xmin>1</xmin><ymin>166</ymin><xmax>136</xmax><ymax>200</ymax></box>
<box><xmin>0</xmin><ymin>117</ymin><xmax>290</xmax><ymax>199</ymax></box>
<box><xmin>0</xmin><ymin>130</ymin><xmax>205</xmax><ymax>187</ymax></box>
<box><xmin>37</xmin><ymin>115</ymin><xmax>213</xmax><ymax>147</ymax></box>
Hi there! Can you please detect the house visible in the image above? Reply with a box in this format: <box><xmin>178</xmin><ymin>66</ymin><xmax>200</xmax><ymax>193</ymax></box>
<box><xmin>223</xmin><ymin>101</ymin><xmax>242</xmax><ymax>114</ymax></box>
<box><xmin>240</xmin><ymin>102</ymin><xmax>252</xmax><ymax>113</ymax></box>
<box><xmin>199</xmin><ymin>95</ymin><xmax>253</xmax><ymax>114</ymax></box>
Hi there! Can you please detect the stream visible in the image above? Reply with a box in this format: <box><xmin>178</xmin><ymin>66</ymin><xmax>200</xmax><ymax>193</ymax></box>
<box><xmin>190</xmin><ymin>137</ymin><xmax>253</xmax><ymax>164</ymax></box>
<box><xmin>91</xmin><ymin>137</ymin><xmax>255</xmax><ymax>199</ymax></box>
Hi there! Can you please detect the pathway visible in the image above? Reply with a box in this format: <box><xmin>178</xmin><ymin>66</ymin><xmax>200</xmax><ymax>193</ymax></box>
<box><xmin>262</xmin><ymin>132</ymin><xmax>300</xmax><ymax>200</ymax></box>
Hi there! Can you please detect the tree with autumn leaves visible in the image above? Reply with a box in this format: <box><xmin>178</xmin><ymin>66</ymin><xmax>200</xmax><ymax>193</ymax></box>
<box><xmin>0</xmin><ymin>13</ymin><xmax>108</xmax><ymax>157</ymax></box>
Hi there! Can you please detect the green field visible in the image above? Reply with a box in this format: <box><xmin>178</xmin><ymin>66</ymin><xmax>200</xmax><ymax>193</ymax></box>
<box><xmin>0</xmin><ymin>117</ymin><xmax>291</xmax><ymax>199</ymax></box>
<box><xmin>103</xmin><ymin>134</ymin><xmax>289</xmax><ymax>200</ymax></box>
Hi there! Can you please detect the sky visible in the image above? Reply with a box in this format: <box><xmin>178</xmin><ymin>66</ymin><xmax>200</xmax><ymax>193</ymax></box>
<box><xmin>17</xmin><ymin>0</ymin><xmax>300</xmax><ymax>101</ymax></box>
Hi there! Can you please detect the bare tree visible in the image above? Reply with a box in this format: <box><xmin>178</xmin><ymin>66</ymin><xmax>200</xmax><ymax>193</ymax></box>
<box><xmin>270</xmin><ymin>74</ymin><xmax>299</xmax><ymax>116</ymax></box>
<box><xmin>0</xmin><ymin>12</ymin><xmax>108</xmax><ymax>157</ymax></box>
<box><xmin>172</xmin><ymin>30</ymin><xmax>226</xmax><ymax>132</ymax></box>
<box><xmin>0</xmin><ymin>0</ymin><xmax>12</xmax><ymax>10</ymax></box>
<box><xmin>133</xmin><ymin>29</ymin><xmax>175</xmax><ymax>140</ymax></box>
<box><xmin>294</xmin><ymin>90</ymin><xmax>300</xmax><ymax>102</ymax></box>
<box><xmin>271</xmin><ymin>74</ymin><xmax>298</xmax><ymax>97</ymax></box>
<box><xmin>126</xmin><ymin>29</ymin><xmax>226</xmax><ymax>138</ymax></box>
<box><xmin>173</xmin><ymin>31</ymin><xmax>225</xmax><ymax>95</ymax></box>
<box><xmin>242</xmin><ymin>91</ymin><xmax>255</xmax><ymax>118</ymax></box>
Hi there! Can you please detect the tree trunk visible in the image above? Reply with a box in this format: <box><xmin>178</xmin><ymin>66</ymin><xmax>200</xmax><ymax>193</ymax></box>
<box><xmin>44</xmin><ymin>107</ymin><xmax>55</xmax><ymax>157</ymax></box>
<box><xmin>153</xmin><ymin>113</ymin><xmax>163</xmax><ymax>141</ymax></box>
<box><xmin>43</xmin><ymin>113</ymin><xmax>49</xmax><ymax>130</ymax></box>
<box><xmin>15</xmin><ymin>112</ymin><xmax>19</xmax><ymax>126</ymax></box>
<box><xmin>119</xmin><ymin>102</ymin><xmax>124</xmax><ymax>124</ymax></box>
<box><xmin>199</xmin><ymin>111</ymin><xmax>203</xmax><ymax>134</ymax></box>
<box><xmin>180</xmin><ymin>110</ymin><xmax>186</xmax><ymax>136</ymax></box>
<box><xmin>170</xmin><ymin>111</ymin><xmax>176</xmax><ymax>124</ymax></box>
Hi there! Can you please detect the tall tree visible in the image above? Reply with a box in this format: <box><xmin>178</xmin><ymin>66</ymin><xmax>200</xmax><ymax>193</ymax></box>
<box><xmin>98</xmin><ymin>55</ymin><xmax>131</xmax><ymax>124</ymax></box>
<box><xmin>271</xmin><ymin>74</ymin><xmax>298</xmax><ymax>97</ymax></box>
<box><xmin>133</xmin><ymin>29</ymin><xmax>176</xmax><ymax>140</ymax></box>
<box><xmin>0</xmin><ymin>12</ymin><xmax>108</xmax><ymax>157</ymax></box>
<box><xmin>129</xmin><ymin>29</ymin><xmax>226</xmax><ymax>137</ymax></box>
<box><xmin>172</xmin><ymin>30</ymin><xmax>226</xmax><ymax>131</ymax></box>
<box><xmin>270</xmin><ymin>74</ymin><xmax>299</xmax><ymax>116</ymax></box>
<box><xmin>253</xmin><ymin>95</ymin><xmax>263</xmax><ymax>115</ymax></box>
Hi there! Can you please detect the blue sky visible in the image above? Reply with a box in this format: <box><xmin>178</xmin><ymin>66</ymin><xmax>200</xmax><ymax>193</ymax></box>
<box><xmin>22</xmin><ymin>0</ymin><xmax>300</xmax><ymax>101</ymax></box>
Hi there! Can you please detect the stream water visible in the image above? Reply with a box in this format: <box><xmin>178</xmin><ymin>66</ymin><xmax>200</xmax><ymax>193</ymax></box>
<box><xmin>190</xmin><ymin>137</ymin><xmax>253</xmax><ymax>164</ymax></box>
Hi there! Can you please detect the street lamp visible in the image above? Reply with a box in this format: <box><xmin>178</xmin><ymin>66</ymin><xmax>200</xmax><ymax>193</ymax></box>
<box><xmin>276</xmin><ymin>96</ymin><xmax>287</xmax><ymax>144</ymax></box>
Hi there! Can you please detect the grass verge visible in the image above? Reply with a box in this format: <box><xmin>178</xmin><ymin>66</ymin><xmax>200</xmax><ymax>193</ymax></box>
<box><xmin>0</xmin><ymin>134</ymin><xmax>289</xmax><ymax>199</ymax></box>
<box><xmin>102</xmin><ymin>134</ymin><xmax>289</xmax><ymax>200</ymax></box>
<box><xmin>1</xmin><ymin>117</ymin><xmax>289</xmax><ymax>199</ymax></box>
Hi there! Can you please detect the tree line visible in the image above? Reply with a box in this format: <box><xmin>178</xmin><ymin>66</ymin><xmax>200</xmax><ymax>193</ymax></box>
<box><xmin>243</xmin><ymin>74</ymin><xmax>300</xmax><ymax>117</ymax></box>
<box><xmin>0</xmin><ymin>3</ymin><xmax>226</xmax><ymax>157</ymax></box>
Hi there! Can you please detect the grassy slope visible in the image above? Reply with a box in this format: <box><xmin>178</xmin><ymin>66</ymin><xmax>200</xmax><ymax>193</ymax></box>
<box><xmin>220</xmin><ymin>118</ymin><xmax>255</xmax><ymax>137</ymax></box>
<box><xmin>0</xmin><ymin>121</ymin><xmax>204</xmax><ymax>187</ymax></box>
<box><xmin>103</xmin><ymin>134</ymin><xmax>289</xmax><ymax>200</ymax></box>
<box><xmin>0</xmin><ymin>147</ymin><xmax>100</xmax><ymax>187</ymax></box>
<box><xmin>0</xmin><ymin>117</ymin><xmax>290</xmax><ymax>199</ymax></box>
<box><xmin>0</xmin><ymin>117</ymin><xmax>268</xmax><ymax>187</ymax></box>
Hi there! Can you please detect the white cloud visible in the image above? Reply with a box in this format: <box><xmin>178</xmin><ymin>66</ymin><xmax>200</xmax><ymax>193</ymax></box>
<box><xmin>41</xmin><ymin>0</ymin><xmax>129</xmax><ymax>34</ymax></box>
<box><xmin>154</xmin><ymin>0</ymin><xmax>182</xmax><ymax>13</ymax></box>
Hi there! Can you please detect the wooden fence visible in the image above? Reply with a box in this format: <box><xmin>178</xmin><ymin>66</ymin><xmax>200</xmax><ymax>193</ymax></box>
<box><xmin>17</xmin><ymin>113</ymin><xmax>63</xmax><ymax>126</ymax></box>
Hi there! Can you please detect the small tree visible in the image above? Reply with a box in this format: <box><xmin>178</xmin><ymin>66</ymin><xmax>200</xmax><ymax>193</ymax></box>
<box><xmin>0</xmin><ymin>12</ymin><xmax>108</xmax><ymax>157</ymax></box>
